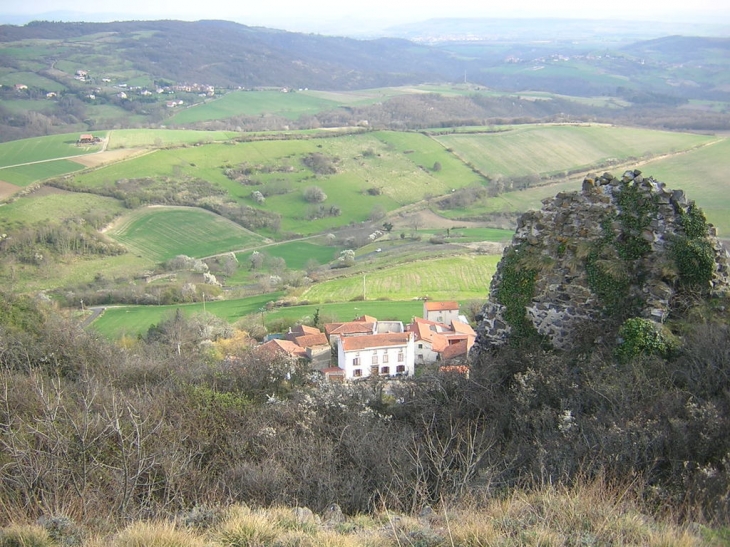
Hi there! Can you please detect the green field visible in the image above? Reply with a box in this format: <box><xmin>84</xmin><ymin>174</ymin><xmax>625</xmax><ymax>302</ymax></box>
<box><xmin>107</xmin><ymin>129</ymin><xmax>242</xmax><ymax>149</ymax></box>
<box><xmin>434</xmin><ymin>125</ymin><xmax>716</xmax><ymax>179</ymax></box>
<box><xmin>107</xmin><ymin>207</ymin><xmax>268</xmax><ymax>262</ymax></box>
<box><xmin>167</xmin><ymin>90</ymin><xmax>342</xmax><ymax>124</ymax></box>
<box><xmin>0</xmin><ymin>190</ymin><xmax>125</xmax><ymax>229</ymax></box>
<box><xmin>0</xmin><ymin>132</ymin><xmax>106</xmax><ymax>168</ymax></box>
<box><xmin>0</xmin><ymin>160</ymin><xmax>87</xmax><ymax>186</ymax></box>
<box><xmin>90</xmin><ymin>293</ymin><xmax>425</xmax><ymax>339</ymax></box>
<box><xmin>301</xmin><ymin>254</ymin><xmax>499</xmax><ymax>302</ymax></box>
<box><xmin>640</xmin><ymin>138</ymin><xmax>730</xmax><ymax>237</ymax></box>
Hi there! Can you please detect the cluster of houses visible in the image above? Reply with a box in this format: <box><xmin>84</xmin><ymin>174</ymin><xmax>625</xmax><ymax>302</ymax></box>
<box><xmin>254</xmin><ymin>301</ymin><xmax>475</xmax><ymax>382</ymax></box>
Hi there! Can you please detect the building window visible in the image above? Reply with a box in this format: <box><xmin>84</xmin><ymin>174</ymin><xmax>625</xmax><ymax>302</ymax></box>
<box><xmin>353</xmin><ymin>369</ymin><xmax>362</xmax><ymax>377</ymax></box>
<box><xmin>352</xmin><ymin>357</ymin><xmax>360</xmax><ymax>366</ymax></box>
<box><xmin>382</xmin><ymin>353</ymin><xmax>389</xmax><ymax>363</ymax></box>
<box><xmin>397</xmin><ymin>352</ymin><xmax>404</xmax><ymax>362</ymax></box>
<box><xmin>372</xmin><ymin>354</ymin><xmax>378</xmax><ymax>365</ymax></box>
<box><xmin>370</xmin><ymin>365</ymin><xmax>379</xmax><ymax>376</ymax></box>
<box><xmin>418</xmin><ymin>343</ymin><xmax>423</xmax><ymax>349</ymax></box>
<box><xmin>396</xmin><ymin>365</ymin><xmax>406</xmax><ymax>374</ymax></box>
<box><xmin>418</xmin><ymin>354</ymin><xmax>423</xmax><ymax>362</ymax></box>
<box><xmin>381</xmin><ymin>366</ymin><xmax>390</xmax><ymax>375</ymax></box>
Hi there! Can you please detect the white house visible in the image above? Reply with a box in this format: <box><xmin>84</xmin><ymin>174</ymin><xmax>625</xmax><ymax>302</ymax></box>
<box><xmin>407</xmin><ymin>316</ymin><xmax>476</xmax><ymax>365</ymax></box>
<box><xmin>423</xmin><ymin>301</ymin><xmax>460</xmax><ymax>324</ymax></box>
<box><xmin>338</xmin><ymin>332</ymin><xmax>415</xmax><ymax>380</ymax></box>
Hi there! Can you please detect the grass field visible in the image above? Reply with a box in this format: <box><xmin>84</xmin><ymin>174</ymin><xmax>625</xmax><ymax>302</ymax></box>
<box><xmin>301</xmin><ymin>254</ymin><xmax>499</xmax><ymax>302</ymax></box>
<box><xmin>90</xmin><ymin>293</ymin><xmax>425</xmax><ymax>339</ymax></box>
<box><xmin>0</xmin><ymin>132</ymin><xmax>106</xmax><ymax>168</ymax></box>
<box><xmin>167</xmin><ymin>90</ymin><xmax>342</xmax><ymax>124</ymax></box>
<box><xmin>107</xmin><ymin>207</ymin><xmax>268</xmax><ymax>262</ymax></box>
<box><xmin>0</xmin><ymin>190</ymin><xmax>125</xmax><ymax>229</ymax></box>
<box><xmin>639</xmin><ymin>137</ymin><xmax>730</xmax><ymax>237</ymax></box>
<box><xmin>433</xmin><ymin>125</ymin><xmax>716</xmax><ymax>179</ymax></box>
<box><xmin>107</xmin><ymin>129</ymin><xmax>242</xmax><ymax>149</ymax></box>
<box><xmin>0</xmin><ymin>160</ymin><xmax>87</xmax><ymax>186</ymax></box>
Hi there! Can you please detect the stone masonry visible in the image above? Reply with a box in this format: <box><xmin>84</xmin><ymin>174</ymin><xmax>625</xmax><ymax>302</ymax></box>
<box><xmin>473</xmin><ymin>170</ymin><xmax>730</xmax><ymax>352</ymax></box>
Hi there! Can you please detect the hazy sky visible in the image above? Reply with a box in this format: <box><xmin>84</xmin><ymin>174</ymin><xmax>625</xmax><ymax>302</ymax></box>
<box><xmin>1</xmin><ymin>0</ymin><xmax>727</xmax><ymax>31</ymax></box>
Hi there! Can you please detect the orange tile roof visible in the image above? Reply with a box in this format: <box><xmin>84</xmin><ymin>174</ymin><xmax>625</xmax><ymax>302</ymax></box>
<box><xmin>451</xmin><ymin>320</ymin><xmax>475</xmax><ymax>335</ymax></box>
<box><xmin>354</xmin><ymin>315</ymin><xmax>378</xmax><ymax>322</ymax></box>
<box><xmin>290</xmin><ymin>325</ymin><xmax>322</xmax><ymax>336</ymax></box>
<box><xmin>424</xmin><ymin>301</ymin><xmax>459</xmax><ymax>312</ymax></box>
<box><xmin>256</xmin><ymin>339</ymin><xmax>307</xmax><ymax>360</ymax></box>
<box><xmin>328</xmin><ymin>322</ymin><xmax>375</xmax><ymax>335</ymax></box>
<box><xmin>440</xmin><ymin>339</ymin><xmax>469</xmax><ymax>360</ymax></box>
<box><xmin>292</xmin><ymin>333</ymin><xmax>329</xmax><ymax>348</ymax></box>
<box><xmin>341</xmin><ymin>333</ymin><xmax>411</xmax><ymax>352</ymax></box>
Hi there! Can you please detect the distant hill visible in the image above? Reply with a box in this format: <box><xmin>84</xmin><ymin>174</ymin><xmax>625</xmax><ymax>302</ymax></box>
<box><xmin>0</xmin><ymin>19</ymin><xmax>465</xmax><ymax>90</ymax></box>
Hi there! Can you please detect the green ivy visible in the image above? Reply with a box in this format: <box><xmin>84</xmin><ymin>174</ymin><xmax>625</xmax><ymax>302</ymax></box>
<box><xmin>671</xmin><ymin>237</ymin><xmax>715</xmax><ymax>288</ymax></box>
<box><xmin>679</xmin><ymin>203</ymin><xmax>708</xmax><ymax>239</ymax></box>
<box><xmin>615</xmin><ymin>317</ymin><xmax>678</xmax><ymax>362</ymax></box>
<box><xmin>615</xmin><ymin>181</ymin><xmax>658</xmax><ymax>261</ymax></box>
<box><xmin>672</xmin><ymin>202</ymin><xmax>713</xmax><ymax>289</ymax></box>
<box><xmin>496</xmin><ymin>246</ymin><xmax>540</xmax><ymax>344</ymax></box>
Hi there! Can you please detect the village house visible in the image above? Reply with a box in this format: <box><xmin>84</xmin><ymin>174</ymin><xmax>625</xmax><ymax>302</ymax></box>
<box><xmin>285</xmin><ymin>324</ymin><xmax>331</xmax><ymax>370</ymax></box>
<box><xmin>338</xmin><ymin>332</ymin><xmax>415</xmax><ymax>380</ymax></box>
<box><xmin>423</xmin><ymin>301</ymin><xmax>460</xmax><ymax>324</ymax></box>
<box><xmin>407</xmin><ymin>316</ymin><xmax>475</xmax><ymax>365</ymax></box>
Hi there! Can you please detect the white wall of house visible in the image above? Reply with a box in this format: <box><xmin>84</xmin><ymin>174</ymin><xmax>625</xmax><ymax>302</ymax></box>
<box><xmin>415</xmin><ymin>340</ymin><xmax>440</xmax><ymax>364</ymax></box>
<box><xmin>337</xmin><ymin>336</ymin><xmax>415</xmax><ymax>380</ymax></box>
<box><xmin>425</xmin><ymin>308</ymin><xmax>459</xmax><ymax>325</ymax></box>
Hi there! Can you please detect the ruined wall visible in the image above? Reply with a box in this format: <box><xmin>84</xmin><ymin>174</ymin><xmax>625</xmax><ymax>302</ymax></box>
<box><xmin>473</xmin><ymin>170</ymin><xmax>730</xmax><ymax>352</ymax></box>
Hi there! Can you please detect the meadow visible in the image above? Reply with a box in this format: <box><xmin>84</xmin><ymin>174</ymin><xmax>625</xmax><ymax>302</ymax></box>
<box><xmin>167</xmin><ymin>90</ymin><xmax>342</xmax><ymax>124</ymax></box>
<box><xmin>107</xmin><ymin>128</ymin><xmax>243</xmax><ymax>149</ymax></box>
<box><xmin>0</xmin><ymin>160</ymin><xmax>87</xmax><ymax>186</ymax></box>
<box><xmin>433</xmin><ymin>124</ymin><xmax>717</xmax><ymax>179</ymax></box>
<box><xmin>90</xmin><ymin>293</ymin><xmax>425</xmax><ymax>338</ymax></box>
<box><xmin>107</xmin><ymin>207</ymin><xmax>268</xmax><ymax>262</ymax></box>
<box><xmin>0</xmin><ymin>132</ymin><xmax>106</xmax><ymax>168</ymax></box>
<box><xmin>300</xmin><ymin>254</ymin><xmax>500</xmax><ymax>302</ymax></box>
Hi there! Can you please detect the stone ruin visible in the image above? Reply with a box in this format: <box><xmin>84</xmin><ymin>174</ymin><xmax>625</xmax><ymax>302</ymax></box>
<box><xmin>472</xmin><ymin>170</ymin><xmax>730</xmax><ymax>353</ymax></box>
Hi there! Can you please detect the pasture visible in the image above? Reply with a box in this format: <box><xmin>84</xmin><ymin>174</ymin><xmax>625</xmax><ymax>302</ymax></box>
<box><xmin>90</xmin><ymin>293</ymin><xmax>425</xmax><ymax>339</ymax></box>
<box><xmin>0</xmin><ymin>160</ymin><xmax>87</xmax><ymax>186</ymax></box>
<box><xmin>106</xmin><ymin>207</ymin><xmax>268</xmax><ymax>262</ymax></box>
<box><xmin>640</xmin><ymin>137</ymin><xmax>730</xmax><ymax>237</ymax></box>
<box><xmin>167</xmin><ymin>90</ymin><xmax>342</xmax><ymax>124</ymax></box>
<box><xmin>107</xmin><ymin>129</ymin><xmax>242</xmax><ymax>149</ymax></box>
<box><xmin>433</xmin><ymin>125</ymin><xmax>716</xmax><ymax>179</ymax></box>
<box><xmin>301</xmin><ymin>254</ymin><xmax>499</xmax><ymax>302</ymax></box>
<box><xmin>0</xmin><ymin>132</ymin><xmax>106</xmax><ymax>168</ymax></box>
<box><xmin>0</xmin><ymin>189</ymin><xmax>125</xmax><ymax>230</ymax></box>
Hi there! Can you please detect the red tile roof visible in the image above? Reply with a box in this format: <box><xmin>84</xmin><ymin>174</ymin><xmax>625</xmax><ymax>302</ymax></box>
<box><xmin>424</xmin><ymin>301</ymin><xmax>459</xmax><ymax>312</ymax></box>
<box><xmin>256</xmin><ymin>339</ymin><xmax>306</xmax><ymax>360</ymax></box>
<box><xmin>341</xmin><ymin>333</ymin><xmax>411</xmax><ymax>352</ymax></box>
<box><xmin>292</xmin><ymin>333</ymin><xmax>329</xmax><ymax>348</ymax></box>
<box><xmin>451</xmin><ymin>320</ymin><xmax>475</xmax><ymax>335</ymax></box>
<box><xmin>326</xmin><ymin>322</ymin><xmax>375</xmax><ymax>336</ymax></box>
<box><xmin>440</xmin><ymin>339</ymin><xmax>469</xmax><ymax>361</ymax></box>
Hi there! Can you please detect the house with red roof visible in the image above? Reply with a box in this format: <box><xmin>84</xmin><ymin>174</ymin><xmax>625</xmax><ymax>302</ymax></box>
<box><xmin>423</xmin><ymin>301</ymin><xmax>460</xmax><ymax>324</ymax></box>
<box><xmin>337</xmin><ymin>332</ymin><xmax>415</xmax><ymax>380</ymax></box>
<box><xmin>406</xmin><ymin>316</ymin><xmax>475</xmax><ymax>365</ymax></box>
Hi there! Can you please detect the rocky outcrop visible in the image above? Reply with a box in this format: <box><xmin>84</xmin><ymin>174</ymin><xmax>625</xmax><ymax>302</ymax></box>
<box><xmin>473</xmin><ymin>170</ymin><xmax>730</xmax><ymax>353</ymax></box>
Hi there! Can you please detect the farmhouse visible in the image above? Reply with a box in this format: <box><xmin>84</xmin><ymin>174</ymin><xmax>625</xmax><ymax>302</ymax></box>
<box><xmin>423</xmin><ymin>301</ymin><xmax>460</xmax><ymax>324</ymax></box>
<box><xmin>77</xmin><ymin>134</ymin><xmax>99</xmax><ymax>144</ymax></box>
<box><xmin>338</xmin><ymin>332</ymin><xmax>415</xmax><ymax>380</ymax></box>
<box><xmin>407</xmin><ymin>316</ymin><xmax>475</xmax><ymax>364</ymax></box>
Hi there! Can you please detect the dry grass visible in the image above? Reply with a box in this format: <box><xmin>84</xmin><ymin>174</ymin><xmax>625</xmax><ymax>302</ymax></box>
<box><xmin>1</xmin><ymin>482</ymin><xmax>714</xmax><ymax>547</ymax></box>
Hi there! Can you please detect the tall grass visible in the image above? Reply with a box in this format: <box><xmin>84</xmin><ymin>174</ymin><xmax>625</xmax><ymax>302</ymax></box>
<box><xmin>5</xmin><ymin>483</ymin><xmax>709</xmax><ymax>547</ymax></box>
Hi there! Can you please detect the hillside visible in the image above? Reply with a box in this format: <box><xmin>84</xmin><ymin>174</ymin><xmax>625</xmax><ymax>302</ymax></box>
<box><xmin>1</xmin><ymin>19</ymin><xmax>730</xmax><ymax>142</ymax></box>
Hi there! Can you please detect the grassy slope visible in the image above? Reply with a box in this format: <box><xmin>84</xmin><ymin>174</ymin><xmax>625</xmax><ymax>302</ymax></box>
<box><xmin>301</xmin><ymin>254</ymin><xmax>500</xmax><ymax>302</ymax></box>
<box><xmin>167</xmin><ymin>90</ymin><xmax>343</xmax><ymax>124</ymax></box>
<box><xmin>90</xmin><ymin>294</ymin><xmax>423</xmax><ymax>338</ymax></box>
<box><xmin>0</xmin><ymin>191</ymin><xmax>125</xmax><ymax>229</ymax></box>
<box><xmin>0</xmin><ymin>132</ymin><xmax>106</xmax><ymax>168</ymax></box>
<box><xmin>433</xmin><ymin>125</ymin><xmax>715</xmax><ymax>178</ymax></box>
<box><xmin>107</xmin><ymin>207</ymin><xmax>267</xmax><ymax>262</ymax></box>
